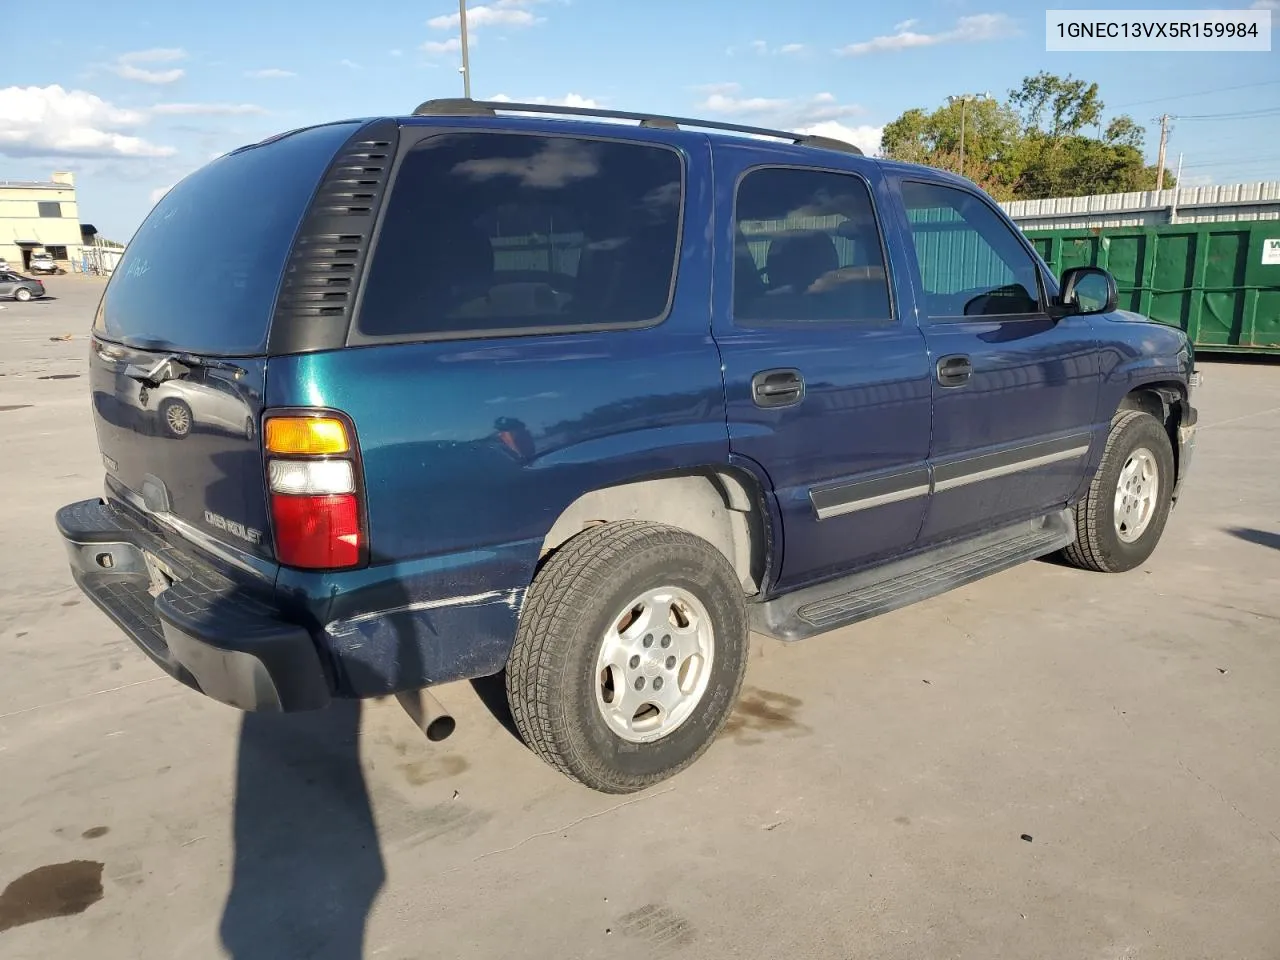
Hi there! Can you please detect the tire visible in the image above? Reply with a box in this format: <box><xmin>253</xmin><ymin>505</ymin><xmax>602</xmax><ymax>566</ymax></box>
<box><xmin>159</xmin><ymin>398</ymin><xmax>193</xmax><ymax>438</ymax></box>
<box><xmin>505</xmin><ymin>520</ymin><xmax>749</xmax><ymax>794</ymax></box>
<box><xmin>14</xmin><ymin>287</ymin><xmax>31</xmax><ymax>302</ymax></box>
<box><xmin>1061</xmin><ymin>410</ymin><xmax>1175</xmax><ymax>573</ymax></box>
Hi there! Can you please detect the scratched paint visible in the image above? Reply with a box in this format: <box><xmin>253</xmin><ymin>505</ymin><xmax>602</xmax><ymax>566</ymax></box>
<box><xmin>325</xmin><ymin>588</ymin><xmax>525</xmax><ymax>635</ymax></box>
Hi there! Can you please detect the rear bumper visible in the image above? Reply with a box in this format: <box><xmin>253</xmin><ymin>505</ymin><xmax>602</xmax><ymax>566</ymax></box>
<box><xmin>55</xmin><ymin>498</ymin><xmax>330</xmax><ymax>712</ymax></box>
<box><xmin>1173</xmin><ymin>402</ymin><xmax>1198</xmax><ymax>505</ymax></box>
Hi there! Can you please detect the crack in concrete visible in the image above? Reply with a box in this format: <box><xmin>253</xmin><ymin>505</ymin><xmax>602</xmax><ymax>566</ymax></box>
<box><xmin>1177</xmin><ymin>758</ymin><xmax>1280</xmax><ymax>850</ymax></box>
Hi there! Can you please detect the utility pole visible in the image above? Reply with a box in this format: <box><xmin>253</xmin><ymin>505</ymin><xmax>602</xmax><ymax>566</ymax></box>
<box><xmin>458</xmin><ymin>0</ymin><xmax>472</xmax><ymax>99</ymax></box>
<box><xmin>1170</xmin><ymin>151</ymin><xmax>1184</xmax><ymax>221</ymax></box>
<box><xmin>1154</xmin><ymin>113</ymin><xmax>1171</xmax><ymax>192</ymax></box>
<box><xmin>947</xmin><ymin>92</ymin><xmax>990</xmax><ymax>178</ymax></box>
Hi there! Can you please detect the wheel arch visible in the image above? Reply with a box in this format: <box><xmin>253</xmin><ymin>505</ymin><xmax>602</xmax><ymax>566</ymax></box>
<box><xmin>1117</xmin><ymin>379</ymin><xmax>1188</xmax><ymax>482</ymax></box>
<box><xmin>538</xmin><ymin>465</ymin><xmax>774</xmax><ymax>596</ymax></box>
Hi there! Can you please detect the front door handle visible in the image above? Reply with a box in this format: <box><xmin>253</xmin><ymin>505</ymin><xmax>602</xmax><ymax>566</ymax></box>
<box><xmin>751</xmin><ymin>368</ymin><xmax>805</xmax><ymax>408</ymax></box>
<box><xmin>936</xmin><ymin>354</ymin><xmax>972</xmax><ymax>387</ymax></box>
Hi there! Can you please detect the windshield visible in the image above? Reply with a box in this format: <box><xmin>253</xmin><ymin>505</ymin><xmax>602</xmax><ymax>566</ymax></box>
<box><xmin>93</xmin><ymin>121</ymin><xmax>358</xmax><ymax>357</ymax></box>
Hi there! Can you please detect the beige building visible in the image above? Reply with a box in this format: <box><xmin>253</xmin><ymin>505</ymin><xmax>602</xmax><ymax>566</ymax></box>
<box><xmin>0</xmin><ymin>172</ymin><xmax>88</xmax><ymax>272</ymax></box>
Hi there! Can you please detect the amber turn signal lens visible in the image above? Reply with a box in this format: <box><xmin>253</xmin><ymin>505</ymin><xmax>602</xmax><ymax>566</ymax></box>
<box><xmin>264</xmin><ymin>416</ymin><xmax>350</xmax><ymax>455</ymax></box>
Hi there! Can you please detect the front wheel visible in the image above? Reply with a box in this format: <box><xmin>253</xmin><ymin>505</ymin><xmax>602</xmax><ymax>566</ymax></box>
<box><xmin>505</xmin><ymin>520</ymin><xmax>748</xmax><ymax>794</ymax></box>
<box><xmin>1061</xmin><ymin>410</ymin><xmax>1176</xmax><ymax>573</ymax></box>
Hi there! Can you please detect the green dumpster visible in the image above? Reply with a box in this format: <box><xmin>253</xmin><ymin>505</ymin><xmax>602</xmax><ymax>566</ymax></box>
<box><xmin>1024</xmin><ymin>222</ymin><xmax>1280</xmax><ymax>354</ymax></box>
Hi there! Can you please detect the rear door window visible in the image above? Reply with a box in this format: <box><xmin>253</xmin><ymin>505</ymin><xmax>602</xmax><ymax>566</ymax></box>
<box><xmin>356</xmin><ymin>132</ymin><xmax>684</xmax><ymax>340</ymax></box>
<box><xmin>94</xmin><ymin>121</ymin><xmax>359</xmax><ymax>356</ymax></box>
<box><xmin>733</xmin><ymin>167</ymin><xmax>892</xmax><ymax>324</ymax></box>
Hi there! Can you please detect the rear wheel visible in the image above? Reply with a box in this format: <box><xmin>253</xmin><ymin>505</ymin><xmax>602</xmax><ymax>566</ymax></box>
<box><xmin>14</xmin><ymin>287</ymin><xmax>31</xmax><ymax>302</ymax></box>
<box><xmin>1062</xmin><ymin>410</ymin><xmax>1175</xmax><ymax>573</ymax></box>
<box><xmin>505</xmin><ymin>520</ymin><xmax>748</xmax><ymax>793</ymax></box>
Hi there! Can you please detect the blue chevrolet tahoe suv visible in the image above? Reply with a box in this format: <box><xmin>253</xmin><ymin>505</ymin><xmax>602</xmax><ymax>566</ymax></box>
<box><xmin>56</xmin><ymin>99</ymin><xmax>1198</xmax><ymax>793</ymax></box>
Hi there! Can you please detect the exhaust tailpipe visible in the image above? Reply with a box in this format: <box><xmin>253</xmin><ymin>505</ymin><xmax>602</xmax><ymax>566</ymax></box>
<box><xmin>396</xmin><ymin>688</ymin><xmax>456</xmax><ymax>742</ymax></box>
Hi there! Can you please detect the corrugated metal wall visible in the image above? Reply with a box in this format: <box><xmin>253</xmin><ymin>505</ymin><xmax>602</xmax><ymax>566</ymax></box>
<box><xmin>1003</xmin><ymin>181</ymin><xmax>1280</xmax><ymax>230</ymax></box>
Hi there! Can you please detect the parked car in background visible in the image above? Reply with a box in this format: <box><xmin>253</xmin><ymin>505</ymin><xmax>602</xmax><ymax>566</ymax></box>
<box><xmin>28</xmin><ymin>252</ymin><xmax>59</xmax><ymax>274</ymax></box>
<box><xmin>0</xmin><ymin>271</ymin><xmax>45</xmax><ymax>301</ymax></box>
<box><xmin>56</xmin><ymin>99</ymin><xmax>1198</xmax><ymax>794</ymax></box>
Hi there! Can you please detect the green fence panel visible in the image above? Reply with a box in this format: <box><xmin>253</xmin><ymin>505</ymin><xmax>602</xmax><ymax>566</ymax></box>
<box><xmin>1023</xmin><ymin>221</ymin><xmax>1280</xmax><ymax>353</ymax></box>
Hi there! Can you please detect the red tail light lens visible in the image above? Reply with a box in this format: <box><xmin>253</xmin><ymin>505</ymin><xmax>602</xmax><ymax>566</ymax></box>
<box><xmin>270</xmin><ymin>493</ymin><xmax>361</xmax><ymax>569</ymax></box>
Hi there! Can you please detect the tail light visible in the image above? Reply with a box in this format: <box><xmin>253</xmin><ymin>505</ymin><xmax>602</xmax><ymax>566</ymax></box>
<box><xmin>263</xmin><ymin>412</ymin><xmax>366</xmax><ymax>569</ymax></box>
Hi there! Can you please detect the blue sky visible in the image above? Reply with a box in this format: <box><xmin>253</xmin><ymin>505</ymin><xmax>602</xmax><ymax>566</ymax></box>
<box><xmin>3</xmin><ymin>0</ymin><xmax>1277</xmax><ymax>241</ymax></box>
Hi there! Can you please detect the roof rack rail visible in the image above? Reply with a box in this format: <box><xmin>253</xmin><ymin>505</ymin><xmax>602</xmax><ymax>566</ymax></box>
<box><xmin>410</xmin><ymin>98</ymin><xmax>864</xmax><ymax>155</ymax></box>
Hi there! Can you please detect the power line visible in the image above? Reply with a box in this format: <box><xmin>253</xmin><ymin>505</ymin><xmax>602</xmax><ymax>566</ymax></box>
<box><xmin>1181</xmin><ymin>156</ymin><xmax>1280</xmax><ymax>170</ymax></box>
<box><xmin>1175</xmin><ymin>107</ymin><xmax>1280</xmax><ymax>121</ymax></box>
<box><xmin>1111</xmin><ymin>79</ymin><xmax>1280</xmax><ymax>109</ymax></box>
<box><xmin>1180</xmin><ymin>153</ymin><xmax>1280</xmax><ymax>166</ymax></box>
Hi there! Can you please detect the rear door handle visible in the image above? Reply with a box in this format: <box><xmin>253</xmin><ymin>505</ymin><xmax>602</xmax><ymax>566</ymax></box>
<box><xmin>936</xmin><ymin>354</ymin><xmax>972</xmax><ymax>387</ymax></box>
<box><xmin>751</xmin><ymin>368</ymin><xmax>805</xmax><ymax>408</ymax></box>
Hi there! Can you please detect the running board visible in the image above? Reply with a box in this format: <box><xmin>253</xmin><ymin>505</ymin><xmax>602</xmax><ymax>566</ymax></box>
<box><xmin>750</xmin><ymin>510</ymin><xmax>1075</xmax><ymax>642</ymax></box>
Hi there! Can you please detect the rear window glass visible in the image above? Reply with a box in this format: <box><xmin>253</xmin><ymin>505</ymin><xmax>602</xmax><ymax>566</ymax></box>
<box><xmin>94</xmin><ymin>122</ymin><xmax>358</xmax><ymax>356</ymax></box>
<box><xmin>356</xmin><ymin>132</ymin><xmax>684</xmax><ymax>340</ymax></box>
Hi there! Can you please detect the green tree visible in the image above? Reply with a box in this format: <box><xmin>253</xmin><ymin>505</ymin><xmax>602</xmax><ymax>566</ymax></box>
<box><xmin>880</xmin><ymin>72</ymin><xmax>1173</xmax><ymax>200</ymax></box>
<box><xmin>1009</xmin><ymin>71</ymin><xmax>1103</xmax><ymax>139</ymax></box>
<box><xmin>880</xmin><ymin>98</ymin><xmax>1023</xmax><ymax>199</ymax></box>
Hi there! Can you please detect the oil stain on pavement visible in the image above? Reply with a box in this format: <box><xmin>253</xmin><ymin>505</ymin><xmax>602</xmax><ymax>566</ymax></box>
<box><xmin>720</xmin><ymin>687</ymin><xmax>809</xmax><ymax>745</ymax></box>
<box><xmin>0</xmin><ymin>861</ymin><xmax>104</xmax><ymax>934</ymax></box>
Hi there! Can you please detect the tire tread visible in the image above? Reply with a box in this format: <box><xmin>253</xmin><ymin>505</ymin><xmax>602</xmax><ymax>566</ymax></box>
<box><xmin>505</xmin><ymin>520</ymin><xmax>746</xmax><ymax>792</ymax></box>
<box><xmin>1062</xmin><ymin>409</ymin><xmax>1165</xmax><ymax>573</ymax></box>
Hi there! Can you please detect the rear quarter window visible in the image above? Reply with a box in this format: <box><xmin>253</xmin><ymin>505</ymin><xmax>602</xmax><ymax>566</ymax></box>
<box><xmin>355</xmin><ymin>132</ymin><xmax>684</xmax><ymax>341</ymax></box>
<box><xmin>94</xmin><ymin>122</ymin><xmax>359</xmax><ymax>357</ymax></box>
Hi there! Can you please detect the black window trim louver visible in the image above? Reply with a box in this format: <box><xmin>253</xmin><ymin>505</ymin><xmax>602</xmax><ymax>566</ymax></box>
<box><xmin>268</xmin><ymin>118</ymin><xmax>400</xmax><ymax>355</ymax></box>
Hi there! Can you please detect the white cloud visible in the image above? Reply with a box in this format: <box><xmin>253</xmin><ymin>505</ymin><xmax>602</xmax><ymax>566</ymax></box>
<box><xmin>702</xmin><ymin>92</ymin><xmax>792</xmax><ymax>114</ymax></box>
<box><xmin>245</xmin><ymin>68</ymin><xmax>296</xmax><ymax>79</ymax></box>
<box><xmin>489</xmin><ymin>93</ymin><xmax>602</xmax><ymax>109</ymax></box>
<box><xmin>0</xmin><ymin>85</ymin><xmax>175</xmax><ymax>159</ymax></box>
<box><xmin>112</xmin><ymin>63</ymin><xmax>185</xmax><ymax>84</ymax></box>
<box><xmin>696</xmin><ymin>87</ymin><xmax>879</xmax><ymax>153</ymax></box>
<box><xmin>731</xmin><ymin>40</ymin><xmax>808</xmax><ymax>56</ymax></box>
<box><xmin>150</xmin><ymin>102</ymin><xmax>266</xmax><ymax>116</ymax></box>
<box><xmin>1250</xmin><ymin>0</ymin><xmax>1277</xmax><ymax>8</ymax></box>
<box><xmin>120</xmin><ymin>47</ymin><xmax>187</xmax><ymax>63</ymax></box>
<box><xmin>840</xmin><ymin>13</ymin><xmax>1018</xmax><ymax>55</ymax></box>
<box><xmin>339</xmin><ymin>58</ymin><xmax>361</xmax><ymax>69</ymax></box>
<box><xmin>111</xmin><ymin>48</ymin><xmax>187</xmax><ymax>84</ymax></box>
<box><xmin>149</xmin><ymin>184</ymin><xmax>174</xmax><ymax>205</ymax></box>
<box><xmin>694</xmin><ymin>82</ymin><xmax>743</xmax><ymax>96</ymax></box>
<box><xmin>390</xmin><ymin>48</ymin><xmax>404</xmax><ymax>56</ymax></box>
<box><xmin>422</xmin><ymin>37</ymin><xmax>463</xmax><ymax>54</ymax></box>
<box><xmin>894</xmin><ymin>18</ymin><xmax>920</xmax><ymax>31</ymax></box>
<box><xmin>428</xmin><ymin>0</ymin><xmax>542</xmax><ymax>31</ymax></box>
<box><xmin>797</xmin><ymin>120</ymin><xmax>884</xmax><ymax>156</ymax></box>
<box><xmin>698</xmin><ymin>88</ymin><xmax>866</xmax><ymax>125</ymax></box>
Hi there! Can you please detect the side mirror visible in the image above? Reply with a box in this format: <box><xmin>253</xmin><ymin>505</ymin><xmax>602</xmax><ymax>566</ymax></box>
<box><xmin>1055</xmin><ymin>266</ymin><xmax>1117</xmax><ymax>316</ymax></box>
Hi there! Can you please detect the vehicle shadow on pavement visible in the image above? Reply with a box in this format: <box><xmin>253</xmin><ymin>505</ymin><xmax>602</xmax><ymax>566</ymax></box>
<box><xmin>219</xmin><ymin>702</ymin><xmax>384</xmax><ymax>960</ymax></box>
<box><xmin>469</xmin><ymin>673</ymin><xmax>523</xmax><ymax>743</ymax></box>
<box><xmin>219</xmin><ymin>570</ymin><xmax>452</xmax><ymax>959</ymax></box>
<box><xmin>1225</xmin><ymin>527</ymin><xmax>1280</xmax><ymax>552</ymax></box>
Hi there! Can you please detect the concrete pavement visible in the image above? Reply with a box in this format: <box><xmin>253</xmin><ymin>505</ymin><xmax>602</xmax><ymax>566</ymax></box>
<box><xmin>1</xmin><ymin>275</ymin><xmax>1277</xmax><ymax>959</ymax></box>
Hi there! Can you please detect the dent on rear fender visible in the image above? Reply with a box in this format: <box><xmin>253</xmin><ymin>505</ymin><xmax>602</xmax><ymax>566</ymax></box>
<box><xmin>324</xmin><ymin>588</ymin><xmax>525</xmax><ymax>635</ymax></box>
<box><xmin>321</xmin><ymin>588</ymin><xmax>527</xmax><ymax>695</ymax></box>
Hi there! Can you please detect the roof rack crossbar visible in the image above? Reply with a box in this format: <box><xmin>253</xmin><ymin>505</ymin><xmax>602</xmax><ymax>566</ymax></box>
<box><xmin>410</xmin><ymin>98</ymin><xmax>863</xmax><ymax>155</ymax></box>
